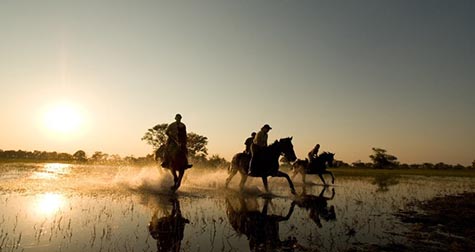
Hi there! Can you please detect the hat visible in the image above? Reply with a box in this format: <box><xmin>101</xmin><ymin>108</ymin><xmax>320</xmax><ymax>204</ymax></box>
<box><xmin>263</xmin><ymin>124</ymin><xmax>272</xmax><ymax>130</ymax></box>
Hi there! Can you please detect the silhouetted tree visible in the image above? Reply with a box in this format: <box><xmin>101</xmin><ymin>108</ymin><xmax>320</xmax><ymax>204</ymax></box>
<box><xmin>207</xmin><ymin>154</ymin><xmax>229</xmax><ymax>168</ymax></box>
<box><xmin>57</xmin><ymin>152</ymin><xmax>73</xmax><ymax>161</ymax></box>
<box><xmin>351</xmin><ymin>160</ymin><xmax>372</xmax><ymax>168</ymax></box>
<box><xmin>333</xmin><ymin>159</ymin><xmax>348</xmax><ymax>168</ymax></box>
<box><xmin>421</xmin><ymin>163</ymin><xmax>434</xmax><ymax>169</ymax></box>
<box><xmin>187</xmin><ymin>132</ymin><xmax>208</xmax><ymax>157</ymax></box>
<box><xmin>369</xmin><ymin>148</ymin><xmax>399</xmax><ymax>169</ymax></box>
<box><xmin>109</xmin><ymin>154</ymin><xmax>122</xmax><ymax>163</ymax></box>
<box><xmin>73</xmin><ymin>150</ymin><xmax>87</xmax><ymax>162</ymax></box>
<box><xmin>472</xmin><ymin>160</ymin><xmax>475</xmax><ymax>169</ymax></box>
<box><xmin>142</xmin><ymin>124</ymin><xmax>168</xmax><ymax>149</ymax></box>
<box><xmin>91</xmin><ymin>151</ymin><xmax>108</xmax><ymax>163</ymax></box>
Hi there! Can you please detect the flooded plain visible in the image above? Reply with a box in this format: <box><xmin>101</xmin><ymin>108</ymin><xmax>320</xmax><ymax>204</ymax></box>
<box><xmin>1</xmin><ymin>163</ymin><xmax>474</xmax><ymax>252</ymax></box>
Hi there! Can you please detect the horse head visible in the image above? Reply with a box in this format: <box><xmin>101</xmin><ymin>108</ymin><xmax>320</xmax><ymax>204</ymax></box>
<box><xmin>319</xmin><ymin>152</ymin><xmax>335</xmax><ymax>167</ymax></box>
<box><xmin>278</xmin><ymin>137</ymin><xmax>297</xmax><ymax>162</ymax></box>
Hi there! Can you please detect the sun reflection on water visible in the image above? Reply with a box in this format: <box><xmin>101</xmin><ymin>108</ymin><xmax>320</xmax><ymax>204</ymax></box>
<box><xmin>44</xmin><ymin>163</ymin><xmax>70</xmax><ymax>174</ymax></box>
<box><xmin>31</xmin><ymin>163</ymin><xmax>71</xmax><ymax>180</ymax></box>
<box><xmin>33</xmin><ymin>193</ymin><xmax>66</xmax><ymax>218</ymax></box>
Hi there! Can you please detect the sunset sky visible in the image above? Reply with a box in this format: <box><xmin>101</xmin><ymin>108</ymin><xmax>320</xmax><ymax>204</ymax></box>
<box><xmin>1</xmin><ymin>1</ymin><xmax>474</xmax><ymax>165</ymax></box>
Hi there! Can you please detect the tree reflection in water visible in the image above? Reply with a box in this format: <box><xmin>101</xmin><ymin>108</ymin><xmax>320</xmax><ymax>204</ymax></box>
<box><xmin>148</xmin><ymin>196</ymin><xmax>189</xmax><ymax>252</ymax></box>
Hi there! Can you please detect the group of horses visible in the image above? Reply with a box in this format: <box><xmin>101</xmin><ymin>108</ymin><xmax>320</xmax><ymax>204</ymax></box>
<box><xmin>161</xmin><ymin>136</ymin><xmax>335</xmax><ymax>193</ymax></box>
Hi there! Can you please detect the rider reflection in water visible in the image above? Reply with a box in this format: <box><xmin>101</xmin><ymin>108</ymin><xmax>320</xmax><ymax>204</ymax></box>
<box><xmin>148</xmin><ymin>198</ymin><xmax>189</xmax><ymax>252</ymax></box>
<box><xmin>226</xmin><ymin>196</ymin><xmax>300</xmax><ymax>251</ymax></box>
<box><xmin>161</xmin><ymin>113</ymin><xmax>192</xmax><ymax>169</ymax></box>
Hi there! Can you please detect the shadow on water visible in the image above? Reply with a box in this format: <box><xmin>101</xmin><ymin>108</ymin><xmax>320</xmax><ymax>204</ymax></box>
<box><xmin>147</xmin><ymin>195</ymin><xmax>189</xmax><ymax>252</ymax></box>
<box><xmin>371</xmin><ymin>174</ymin><xmax>400</xmax><ymax>192</ymax></box>
<box><xmin>293</xmin><ymin>186</ymin><xmax>337</xmax><ymax>228</ymax></box>
<box><xmin>225</xmin><ymin>192</ymin><xmax>300</xmax><ymax>251</ymax></box>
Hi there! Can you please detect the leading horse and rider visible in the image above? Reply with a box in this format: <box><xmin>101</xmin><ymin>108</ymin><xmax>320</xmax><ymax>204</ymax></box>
<box><xmin>159</xmin><ymin>113</ymin><xmax>193</xmax><ymax>191</ymax></box>
<box><xmin>226</xmin><ymin>124</ymin><xmax>298</xmax><ymax>194</ymax></box>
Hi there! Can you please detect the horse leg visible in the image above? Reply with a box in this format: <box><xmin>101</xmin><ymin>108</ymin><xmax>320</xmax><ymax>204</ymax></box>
<box><xmin>170</xmin><ymin>170</ymin><xmax>178</xmax><ymax>190</ymax></box>
<box><xmin>238</xmin><ymin>173</ymin><xmax>248</xmax><ymax>192</ymax></box>
<box><xmin>301</xmin><ymin>171</ymin><xmax>307</xmax><ymax>184</ymax></box>
<box><xmin>174</xmin><ymin>169</ymin><xmax>185</xmax><ymax>191</ymax></box>
<box><xmin>275</xmin><ymin>171</ymin><xmax>296</xmax><ymax>195</ymax></box>
<box><xmin>225</xmin><ymin>167</ymin><xmax>238</xmax><ymax>188</ymax></box>
<box><xmin>261</xmin><ymin>176</ymin><xmax>270</xmax><ymax>193</ymax></box>
<box><xmin>318</xmin><ymin>173</ymin><xmax>327</xmax><ymax>185</ymax></box>
<box><xmin>325</xmin><ymin>170</ymin><xmax>335</xmax><ymax>184</ymax></box>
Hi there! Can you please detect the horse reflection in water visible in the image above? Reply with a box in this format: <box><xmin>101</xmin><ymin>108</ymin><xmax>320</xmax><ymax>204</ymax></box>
<box><xmin>292</xmin><ymin>152</ymin><xmax>336</xmax><ymax>185</ymax></box>
<box><xmin>225</xmin><ymin>137</ymin><xmax>297</xmax><ymax>195</ymax></box>
<box><xmin>148</xmin><ymin>197</ymin><xmax>189</xmax><ymax>252</ymax></box>
<box><xmin>225</xmin><ymin>194</ymin><xmax>301</xmax><ymax>251</ymax></box>
<box><xmin>293</xmin><ymin>186</ymin><xmax>336</xmax><ymax>228</ymax></box>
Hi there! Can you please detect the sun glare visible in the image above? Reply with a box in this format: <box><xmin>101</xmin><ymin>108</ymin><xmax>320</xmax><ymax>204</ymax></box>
<box><xmin>33</xmin><ymin>193</ymin><xmax>66</xmax><ymax>218</ymax></box>
<box><xmin>44</xmin><ymin>103</ymin><xmax>84</xmax><ymax>135</ymax></box>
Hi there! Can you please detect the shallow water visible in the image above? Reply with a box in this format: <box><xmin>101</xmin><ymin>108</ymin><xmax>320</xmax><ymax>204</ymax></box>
<box><xmin>0</xmin><ymin>163</ymin><xmax>474</xmax><ymax>251</ymax></box>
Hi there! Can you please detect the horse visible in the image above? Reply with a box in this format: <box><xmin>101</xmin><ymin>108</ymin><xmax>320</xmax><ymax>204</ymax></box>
<box><xmin>292</xmin><ymin>152</ymin><xmax>335</xmax><ymax>185</ymax></box>
<box><xmin>155</xmin><ymin>143</ymin><xmax>189</xmax><ymax>191</ymax></box>
<box><xmin>224</xmin><ymin>137</ymin><xmax>297</xmax><ymax>195</ymax></box>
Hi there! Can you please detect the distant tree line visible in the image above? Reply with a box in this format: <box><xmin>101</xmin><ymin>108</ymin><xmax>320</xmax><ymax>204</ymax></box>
<box><xmin>348</xmin><ymin>147</ymin><xmax>474</xmax><ymax>170</ymax></box>
<box><xmin>0</xmin><ymin>123</ymin><xmax>230</xmax><ymax>169</ymax></box>
<box><xmin>0</xmin><ymin>149</ymin><xmax>153</xmax><ymax>165</ymax></box>
<box><xmin>0</xmin><ymin>148</ymin><xmax>229</xmax><ymax>168</ymax></box>
<box><xmin>1</xmin><ymin>144</ymin><xmax>472</xmax><ymax>170</ymax></box>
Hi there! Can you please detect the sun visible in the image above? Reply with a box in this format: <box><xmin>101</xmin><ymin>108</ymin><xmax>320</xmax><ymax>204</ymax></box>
<box><xmin>43</xmin><ymin>102</ymin><xmax>84</xmax><ymax>135</ymax></box>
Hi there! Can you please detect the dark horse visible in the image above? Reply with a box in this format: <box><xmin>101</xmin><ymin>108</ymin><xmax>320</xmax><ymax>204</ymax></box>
<box><xmin>292</xmin><ymin>152</ymin><xmax>335</xmax><ymax>185</ymax></box>
<box><xmin>224</xmin><ymin>137</ymin><xmax>297</xmax><ymax>195</ymax></box>
<box><xmin>155</xmin><ymin>144</ymin><xmax>189</xmax><ymax>191</ymax></box>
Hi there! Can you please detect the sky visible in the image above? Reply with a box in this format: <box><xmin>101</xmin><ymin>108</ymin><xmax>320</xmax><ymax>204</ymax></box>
<box><xmin>1</xmin><ymin>0</ymin><xmax>474</xmax><ymax>165</ymax></box>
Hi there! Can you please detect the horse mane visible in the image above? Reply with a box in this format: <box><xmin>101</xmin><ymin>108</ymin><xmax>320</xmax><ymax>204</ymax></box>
<box><xmin>268</xmin><ymin>137</ymin><xmax>292</xmax><ymax>148</ymax></box>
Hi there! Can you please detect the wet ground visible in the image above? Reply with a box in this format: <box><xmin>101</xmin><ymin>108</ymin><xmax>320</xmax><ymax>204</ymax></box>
<box><xmin>1</xmin><ymin>163</ymin><xmax>474</xmax><ymax>251</ymax></box>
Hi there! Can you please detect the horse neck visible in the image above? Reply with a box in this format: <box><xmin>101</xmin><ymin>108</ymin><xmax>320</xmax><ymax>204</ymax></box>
<box><xmin>315</xmin><ymin>154</ymin><xmax>327</xmax><ymax>165</ymax></box>
<box><xmin>319</xmin><ymin>154</ymin><xmax>331</xmax><ymax>164</ymax></box>
<box><xmin>266</xmin><ymin>141</ymin><xmax>282</xmax><ymax>159</ymax></box>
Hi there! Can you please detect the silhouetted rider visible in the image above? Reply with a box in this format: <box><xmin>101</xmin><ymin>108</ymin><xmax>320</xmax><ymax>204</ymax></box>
<box><xmin>308</xmin><ymin>144</ymin><xmax>320</xmax><ymax>163</ymax></box>
<box><xmin>244</xmin><ymin>132</ymin><xmax>256</xmax><ymax>155</ymax></box>
<box><xmin>161</xmin><ymin>113</ymin><xmax>192</xmax><ymax>169</ymax></box>
<box><xmin>248</xmin><ymin>124</ymin><xmax>271</xmax><ymax>176</ymax></box>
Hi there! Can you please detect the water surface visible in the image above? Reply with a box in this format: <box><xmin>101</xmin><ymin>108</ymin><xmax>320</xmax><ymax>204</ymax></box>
<box><xmin>1</xmin><ymin>163</ymin><xmax>474</xmax><ymax>251</ymax></box>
